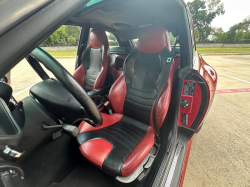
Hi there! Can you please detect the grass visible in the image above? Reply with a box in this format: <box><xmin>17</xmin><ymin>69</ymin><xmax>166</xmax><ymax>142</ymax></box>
<box><xmin>197</xmin><ymin>48</ymin><xmax>250</xmax><ymax>54</ymax></box>
<box><xmin>47</xmin><ymin>48</ymin><xmax>250</xmax><ymax>57</ymax></box>
<box><xmin>47</xmin><ymin>51</ymin><xmax>77</xmax><ymax>56</ymax></box>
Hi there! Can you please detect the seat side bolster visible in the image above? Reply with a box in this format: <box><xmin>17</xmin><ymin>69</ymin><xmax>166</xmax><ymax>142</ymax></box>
<box><xmin>79</xmin><ymin>113</ymin><xmax>123</xmax><ymax>133</ymax></box>
<box><xmin>109</xmin><ymin>73</ymin><xmax>127</xmax><ymax>114</ymax></box>
<box><xmin>150</xmin><ymin>60</ymin><xmax>176</xmax><ymax>130</ymax></box>
<box><xmin>122</xmin><ymin>126</ymin><xmax>155</xmax><ymax>177</ymax></box>
<box><xmin>93</xmin><ymin>45</ymin><xmax>110</xmax><ymax>89</ymax></box>
<box><xmin>80</xmin><ymin>139</ymin><xmax>113</xmax><ymax>169</ymax></box>
<box><xmin>73</xmin><ymin>63</ymin><xmax>85</xmax><ymax>87</ymax></box>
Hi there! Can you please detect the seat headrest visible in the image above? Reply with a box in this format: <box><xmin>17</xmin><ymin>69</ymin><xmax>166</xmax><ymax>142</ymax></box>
<box><xmin>89</xmin><ymin>28</ymin><xmax>108</xmax><ymax>49</ymax></box>
<box><xmin>137</xmin><ymin>25</ymin><xmax>172</xmax><ymax>54</ymax></box>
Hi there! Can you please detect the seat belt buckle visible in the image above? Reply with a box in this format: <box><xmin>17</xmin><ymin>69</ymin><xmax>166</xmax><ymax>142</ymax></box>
<box><xmin>104</xmin><ymin>101</ymin><xmax>113</xmax><ymax>115</ymax></box>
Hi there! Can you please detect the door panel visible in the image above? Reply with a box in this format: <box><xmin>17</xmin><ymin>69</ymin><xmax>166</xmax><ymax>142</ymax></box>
<box><xmin>178</xmin><ymin>70</ymin><xmax>210</xmax><ymax>132</ymax></box>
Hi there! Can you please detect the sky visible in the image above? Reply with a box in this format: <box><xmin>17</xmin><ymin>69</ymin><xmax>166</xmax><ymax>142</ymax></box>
<box><xmin>185</xmin><ymin>0</ymin><xmax>250</xmax><ymax>32</ymax></box>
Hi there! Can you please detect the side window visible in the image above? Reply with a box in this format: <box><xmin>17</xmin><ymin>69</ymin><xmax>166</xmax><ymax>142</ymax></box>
<box><xmin>106</xmin><ymin>32</ymin><xmax>119</xmax><ymax>47</ymax></box>
<box><xmin>186</xmin><ymin>9</ymin><xmax>195</xmax><ymax>51</ymax></box>
<box><xmin>133</xmin><ymin>39</ymin><xmax>138</xmax><ymax>47</ymax></box>
<box><xmin>11</xmin><ymin>25</ymin><xmax>80</xmax><ymax>101</ymax></box>
<box><xmin>169</xmin><ymin>32</ymin><xmax>177</xmax><ymax>46</ymax></box>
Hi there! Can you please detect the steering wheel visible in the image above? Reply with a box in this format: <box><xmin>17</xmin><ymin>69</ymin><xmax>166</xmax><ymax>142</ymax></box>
<box><xmin>30</xmin><ymin>47</ymin><xmax>103</xmax><ymax>127</ymax></box>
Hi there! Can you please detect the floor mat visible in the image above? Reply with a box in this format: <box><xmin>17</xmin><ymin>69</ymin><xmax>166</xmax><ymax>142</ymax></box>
<box><xmin>48</xmin><ymin>162</ymin><xmax>119</xmax><ymax>187</ymax></box>
<box><xmin>21</xmin><ymin>134</ymin><xmax>82</xmax><ymax>187</ymax></box>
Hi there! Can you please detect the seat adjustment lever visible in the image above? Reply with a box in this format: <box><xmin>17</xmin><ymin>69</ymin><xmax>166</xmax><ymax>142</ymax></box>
<box><xmin>42</xmin><ymin>124</ymin><xmax>80</xmax><ymax>137</ymax></box>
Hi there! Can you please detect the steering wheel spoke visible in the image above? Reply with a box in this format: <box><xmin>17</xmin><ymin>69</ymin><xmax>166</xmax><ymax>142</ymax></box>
<box><xmin>30</xmin><ymin>47</ymin><xmax>103</xmax><ymax>127</ymax></box>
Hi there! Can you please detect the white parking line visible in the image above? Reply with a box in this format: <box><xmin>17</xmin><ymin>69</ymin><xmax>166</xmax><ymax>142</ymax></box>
<box><xmin>65</xmin><ymin>63</ymin><xmax>75</xmax><ymax>69</ymax></box>
<box><xmin>218</xmin><ymin>73</ymin><xmax>250</xmax><ymax>84</ymax></box>
<box><xmin>13</xmin><ymin>62</ymin><xmax>75</xmax><ymax>97</ymax></box>
<box><xmin>13</xmin><ymin>85</ymin><xmax>37</xmax><ymax>97</ymax></box>
<box><xmin>206</xmin><ymin>57</ymin><xmax>250</xmax><ymax>65</ymax></box>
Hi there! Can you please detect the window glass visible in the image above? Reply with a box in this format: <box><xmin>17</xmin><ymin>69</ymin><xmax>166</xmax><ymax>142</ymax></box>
<box><xmin>169</xmin><ymin>32</ymin><xmax>177</xmax><ymax>45</ymax></box>
<box><xmin>11</xmin><ymin>25</ymin><xmax>80</xmax><ymax>100</ymax></box>
<box><xmin>106</xmin><ymin>32</ymin><xmax>119</xmax><ymax>47</ymax></box>
<box><xmin>40</xmin><ymin>25</ymin><xmax>81</xmax><ymax>47</ymax></box>
<box><xmin>133</xmin><ymin>39</ymin><xmax>138</xmax><ymax>47</ymax></box>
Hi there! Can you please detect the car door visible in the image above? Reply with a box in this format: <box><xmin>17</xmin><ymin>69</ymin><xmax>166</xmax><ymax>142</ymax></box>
<box><xmin>165</xmin><ymin>6</ymin><xmax>217</xmax><ymax>187</ymax></box>
<box><xmin>177</xmin><ymin>6</ymin><xmax>217</xmax><ymax>136</ymax></box>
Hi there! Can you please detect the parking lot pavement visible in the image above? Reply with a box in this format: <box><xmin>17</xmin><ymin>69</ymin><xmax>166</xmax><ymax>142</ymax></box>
<box><xmin>11</xmin><ymin>57</ymin><xmax>75</xmax><ymax>100</ymax></box>
<box><xmin>183</xmin><ymin>55</ymin><xmax>250</xmax><ymax>187</ymax></box>
<box><xmin>9</xmin><ymin>55</ymin><xmax>250</xmax><ymax>187</ymax></box>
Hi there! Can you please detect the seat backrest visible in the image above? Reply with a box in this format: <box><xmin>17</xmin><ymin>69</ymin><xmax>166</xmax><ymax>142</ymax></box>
<box><xmin>109</xmin><ymin>25</ymin><xmax>176</xmax><ymax>130</ymax></box>
<box><xmin>109</xmin><ymin>54</ymin><xmax>127</xmax><ymax>83</ymax></box>
<box><xmin>73</xmin><ymin>28</ymin><xmax>110</xmax><ymax>92</ymax></box>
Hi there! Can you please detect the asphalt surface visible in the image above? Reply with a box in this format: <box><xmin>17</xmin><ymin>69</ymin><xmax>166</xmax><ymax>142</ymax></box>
<box><xmin>10</xmin><ymin>55</ymin><xmax>250</xmax><ymax>187</ymax></box>
<box><xmin>11</xmin><ymin>57</ymin><xmax>76</xmax><ymax>100</ymax></box>
<box><xmin>183</xmin><ymin>55</ymin><xmax>250</xmax><ymax>187</ymax></box>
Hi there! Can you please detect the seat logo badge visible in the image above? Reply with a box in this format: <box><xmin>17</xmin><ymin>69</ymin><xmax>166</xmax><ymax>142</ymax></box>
<box><xmin>167</xmin><ymin>57</ymin><xmax>173</xmax><ymax>63</ymax></box>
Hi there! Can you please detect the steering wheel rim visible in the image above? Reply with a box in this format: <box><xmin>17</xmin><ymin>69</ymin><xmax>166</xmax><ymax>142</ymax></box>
<box><xmin>30</xmin><ymin>47</ymin><xmax>103</xmax><ymax>127</ymax></box>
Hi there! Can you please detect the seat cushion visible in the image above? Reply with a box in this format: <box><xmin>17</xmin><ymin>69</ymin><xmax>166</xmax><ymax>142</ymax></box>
<box><xmin>77</xmin><ymin>113</ymin><xmax>155</xmax><ymax>177</ymax></box>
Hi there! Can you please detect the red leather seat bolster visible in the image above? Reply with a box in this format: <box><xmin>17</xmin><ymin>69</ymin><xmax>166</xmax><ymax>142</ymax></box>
<box><xmin>93</xmin><ymin>47</ymin><xmax>110</xmax><ymax>89</ymax></box>
<box><xmin>79</xmin><ymin>113</ymin><xmax>123</xmax><ymax>133</ymax></box>
<box><xmin>154</xmin><ymin>61</ymin><xmax>176</xmax><ymax>129</ymax></box>
<box><xmin>109</xmin><ymin>73</ymin><xmax>127</xmax><ymax>114</ymax></box>
<box><xmin>122</xmin><ymin>126</ymin><xmax>155</xmax><ymax>177</ymax></box>
<box><xmin>80</xmin><ymin>139</ymin><xmax>112</xmax><ymax>169</ymax></box>
<box><xmin>73</xmin><ymin>64</ymin><xmax>85</xmax><ymax>87</ymax></box>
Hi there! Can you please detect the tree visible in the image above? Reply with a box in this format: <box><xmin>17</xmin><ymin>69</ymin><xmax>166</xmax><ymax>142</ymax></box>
<box><xmin>195</xmin><ymin>29</ymin><xmax>200</xmax><ymax>42</ymax></box>
<box><xmin>68</xmin><ymin>36</ymin><xmax>77</xmax><ymax>45</ymax></box>
<box><xmin>169</xmin><ymin>32</ymin><xmax>176</xmax><ymax>45</ymax></box>
<box><xmin>213</xmin><ymin>27</ymin><xmax>227</xmax><ymax>43</ymax></box>
<box><xmin>42</xmin><ymin>25</ymin><xmax>81</xmax><ymax>45</ymax></box>
<box><xmin>65</xmin><ymin>25</ymin><xmax>81</xmax><ymax>43</ymax></box>
<box><xmin>188</xmin><ymin>0</ymin><xmax>225</xmax><ymax>42</ymax></box>
<box><xmin>107</xmin><ymin>33</ymin><xmax>116</xmax><ymax>41</ymax></box>
<box><xmin>227</xmin><ymin>16</ymin><xmax>250</xmax><ymax>43</ymax></box>
<box><xmin>42</xmin><ymin>25</ymin><xmax>67</xmax><ymax>45</ymax></box>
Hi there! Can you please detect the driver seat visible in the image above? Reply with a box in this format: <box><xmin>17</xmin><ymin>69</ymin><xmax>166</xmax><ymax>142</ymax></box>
<box><xmin>77</xmin><ymin>25</ymin><xmax>176</xmax><ymax>178</ymax></box>
<box><xmin>73</xmin><ymin>28</ymin><xmax>110</xmax><ymax>92</ymax></box>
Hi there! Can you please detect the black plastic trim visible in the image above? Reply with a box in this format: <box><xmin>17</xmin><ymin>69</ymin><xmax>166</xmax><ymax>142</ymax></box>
<box><xmin>87</xmin><ymin>85</ymin><xmax>111</xmax><ymax>99</ymax></box>
<box><xmin>0</xmin><ymin>98</ymin><xmax>22</xmax><ymax>147</ymax></box>
<box><xmin>0</xmin><ymin>0</ymin><xmax>53</xmax><ymax>37</ymax></box>
<box><xmin>0</xmin><ymin>0</ymin><xmax>89</xmax><ymax>78</ymax></box>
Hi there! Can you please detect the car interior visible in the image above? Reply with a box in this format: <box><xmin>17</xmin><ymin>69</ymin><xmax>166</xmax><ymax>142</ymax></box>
<box><xmin>0</xmin><ymin>0</ymin><xmax>197</xmax><ymax>187</ymax></box>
